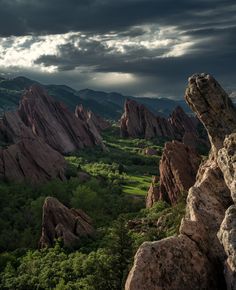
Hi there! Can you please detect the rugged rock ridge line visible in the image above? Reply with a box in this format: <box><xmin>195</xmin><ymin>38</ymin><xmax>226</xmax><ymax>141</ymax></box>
<box><xmin>120</xmin><ymin>99</ymin><xmax>206</xmax><ymax>149</ymax></box>
<box><xmin>18</xmin><ymin>85</ymin><xmax>105</xmax><ymax>154</ymax></box>
<box><xmin>39</xmin><ymin>197</ymin><xmax>95</xmax><ymax>249</ymax></box>
<box><xmin>0</xmin><ymin>85</ymin><xmax>107</xmax><ymax>183</ymax></box>
<box><xmin>125</xmin><ymin>73</ymin><xmax>236</xmax><ymax>290</ymax></box>
<box><xmin>146</xmin><ymin>141</ymin><xmax>201</xmax><ymax>207</ymax></box>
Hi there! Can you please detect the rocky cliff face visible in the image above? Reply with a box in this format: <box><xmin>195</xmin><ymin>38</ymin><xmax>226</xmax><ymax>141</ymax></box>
<box><xmin>39</xmin><ymin>197</ymin><xmax>95</xmax><ymax>249</ymax></box>
<box><xmin>18</xmin><ymin>85</ymin><xmax>104</xmax><ymax>154</ymax></box>
<box><xmin>126</xmin><ymin>73</ymin><xmax>236</xmax><ymax>290</ymax></box>
<box><xmin>120</xmin><ymin>99</ymin><xmax>206</xmax><ymax>149</ymax></box>
<box><xmin>146</xmin><ymin>141</ymin><xmax>201</xmax><ymax>207</ymax></box>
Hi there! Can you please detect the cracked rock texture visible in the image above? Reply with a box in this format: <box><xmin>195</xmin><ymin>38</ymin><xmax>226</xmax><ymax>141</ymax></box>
<box><xmin>126</xmin><ymin>73</ymin><xmax>236</xmax><ymax>290</ymax></box>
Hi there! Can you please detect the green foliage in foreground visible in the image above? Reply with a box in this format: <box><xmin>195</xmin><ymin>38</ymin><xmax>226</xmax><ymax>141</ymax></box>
<box><xmin>0</xmin><ymin>200</ymin><xmax>186</xmax><ymax>290</ymax></box>
<box><xmin>0</xmin><ymin>126</ymin><xmax>187</xmax><ymax>289</ymax></box>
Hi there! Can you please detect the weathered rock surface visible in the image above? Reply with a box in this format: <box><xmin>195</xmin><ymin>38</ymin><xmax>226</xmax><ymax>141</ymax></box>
<box><xmin>120</xmin><ymin>99</ymin><xmax>206</xmax><ymax>149</ymax></box>
<box><xmin>146</xmin><ymin>141</ymin><xmax>201</xmax><ymax>207</ymax></box>
<box><xmin>217</xmin><ymin>133</ymin><xmax>236</xmax><ymax>289</ymax></box>
<box><xmin>19</xmin><ymin>85</ymin><xmax>104</xmax><ymax>154</ymax></box>
<box><xmin>0</xmin><ymin>111</ymin><xmax>66</xmax><ymax>183</ymax></box>
<box><xmin>126</xmin><ymin>73</ymin><xmax>236</xmax><ymax>290</ymax></box>
<box><xmin>0</xmin><ymin>137</ymin><xmax>66</xmax><ymax>184</ymax></box>
<box><xmin>218</xmin><ymin>205</ymin><xmax>236</xmax><ymax>290</ymax></box>
<box><xmin>126</xmin><ymin>235</ymin><xmax>219</xmax><ymax>290</ymax></box>
<box><xmin>185</xmin><ymin>73</ymin><xmax>236</xmax><ymax>154</ymax></box>
<box><xmin>39</xmin><ymin>197</ymin><xmax>95</xmax><ymax>249</ymax></box>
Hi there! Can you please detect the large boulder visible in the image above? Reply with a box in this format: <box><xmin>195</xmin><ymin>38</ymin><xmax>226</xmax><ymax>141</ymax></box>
<box><xmin>39</xmin><ymin>197</ymin><xmax>95</xmax><ymax>249</ymax></box>
<box><xmin>126</xmin><ymin>73</ymin><xmax>236</xmax><ymax>290</ymax></box>
<box><xmin>146</xmin><ymin>141</ymin><xmax>201</xmax><ymax>207</ymax></box>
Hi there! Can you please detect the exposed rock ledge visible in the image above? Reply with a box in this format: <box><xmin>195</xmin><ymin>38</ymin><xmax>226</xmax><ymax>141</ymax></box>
<box><xmin>126</xmin><ymin>73</ymin><xmax>236</xmax><ymax>290</ymax></box>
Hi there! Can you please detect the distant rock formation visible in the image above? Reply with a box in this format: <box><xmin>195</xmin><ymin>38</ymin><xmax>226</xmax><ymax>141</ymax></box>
<box><xmin>39</xmin><ymin>197</ymin><xmax>95</xmax><ymax>249</ymax></box>
<box><xmin>0</xmin><ymin>85</ymin><xmax>106</xmax><ymax>183</ymax></box>
<box><xmin>120</xmin><ymin>99</ymin><xmax>175</xmax><ymax>139</ymax></box>
<box><xmin>75</xmin><ymin>104</ymin><xmax>109</xmax><ymax>151</ymax></box>
<box><xmin>146</xmin><ymin>141</ymin><xmax>201</xmax><ymax>207</ymax></box>
<box><xmin>18</xmin><ymin>85</ymin><xmax>105</xmax><ymax>154</ymax></box>
<box><xmin>120</xmin><ymin>99</ymin><xmax>208</xmax><ymax>149</ymax></box>
<box><xmin>126</xmin><ymin>73</ymin><xmax>236</xmax><ymax>290</ymax></box>
<box><xmin>75</xmin><ymin>104</ymin><xmax>110</xmax><ymax>132</ymax></box>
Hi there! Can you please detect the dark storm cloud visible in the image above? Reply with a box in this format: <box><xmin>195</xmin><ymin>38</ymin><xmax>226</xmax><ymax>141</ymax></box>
<box><xmin>0</xmin><ymin>0</ymin><xmax>235</xmax><ymax>36</ymax></box>
<box><xmin>0</xmin><ymin>0</ymin><xmax>235</xmax><ymax>98</ymax></box>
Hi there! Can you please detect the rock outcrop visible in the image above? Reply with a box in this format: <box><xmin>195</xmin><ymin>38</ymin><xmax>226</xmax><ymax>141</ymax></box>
<box><xmin>146</xmin><ymin>176</ymin><xmax>161</xmax><ymax>208</ymax></box>
<box><xmin>18</xmin><ymin>85</ymin><xmax>104</xmax><ymax>154</ymax></box>
<box><xmin>120</xmin><ymin>99</ymin><xmax>175</xmax><ymax>139</ymax></box>
<box><xmin>75</xmin><ymin>104</ymin><xmax>110</xmax><ymax>132</ymax></box>
<box><xmin>39</xmin><ymin>197</ymin><xmax>95</xmax><ymax>249</ymax></box>
<box><xmin>0</xmin><ymin>85</ymin><xmax>107</xmax><ymax>183</ymax></box>
<box><xmin>146</xmin><ymin>141</ymin><xmax>201</xmax><ymax>207</ymax></box>
<box><xmin>75</xmin><ymin>104</ymin><xmax>108</xmax><ymax>151</ymax></box>
<box><xmin>0</xmin><ymin>111</ymin><xmax>66</xmax><ymax>183</ymax></box>
<box><xmin>120</xmin><ymin>99</ymin><xmax>207</xmax><ymax>149</ymax></box>
<box><xmin>126</xmin><ymin>73</ymin><xmax>236</xmax><ymax>290</ymax></box>
<box><xmin>217</xmin><ymin>133</ymin><xmax>236</xmax><ymax>289</ymax></box>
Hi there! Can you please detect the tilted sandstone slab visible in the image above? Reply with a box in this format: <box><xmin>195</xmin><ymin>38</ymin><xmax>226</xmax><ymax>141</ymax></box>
<box><xmin>18</xmin><ymin>85</ymin><xmax>104</xmax><ymax>154</ymax></box>
<box><xmin>126</xmin><ymin>73</ymin><xmax>236</xmax><ymax>290</ymax></box>
<box><xmin>39</xmin><ymin>197</ymin><xmax>95</xmax><ymax>249</ymax></box>
<box><xmin>0</xmin><ymin>137</ymin><xmax>66</xmax><ymax>183</ymax></box>
<box><xmin>120</xmin><ymin>99</ymin><xmax>206</xmax><ymax>149</ymax></box>
<box><xmin>0</xmin><ymin>111</ymin><xmax>66</xmax><ymax>183</ymax></box>
<box><xmin>146</xmin><ymin>141</ymin><xmax>201</xmax><ymax>207</ymax></box>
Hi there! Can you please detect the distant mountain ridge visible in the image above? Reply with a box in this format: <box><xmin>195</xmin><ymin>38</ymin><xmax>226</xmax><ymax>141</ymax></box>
<box><xmin>0</xmin><ymin>76</ymin><xmax>192</xmax><ymax>119</ymax></box>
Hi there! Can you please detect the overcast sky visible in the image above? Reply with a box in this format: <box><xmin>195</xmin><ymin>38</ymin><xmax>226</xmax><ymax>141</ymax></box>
<box><xmin>0</xmin><ymin>0</ymin><xmax>235</xmax><ymax>98</ymax></box>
